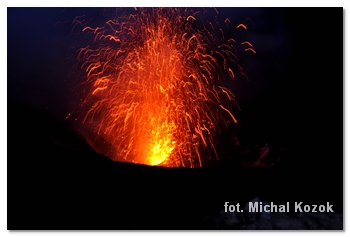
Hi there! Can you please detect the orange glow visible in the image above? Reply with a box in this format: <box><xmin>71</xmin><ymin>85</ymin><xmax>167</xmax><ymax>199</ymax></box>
<box><xmin>76</xmin><ymin>8</ymin><xmax>253</xmax><ymax>167</ymax></box>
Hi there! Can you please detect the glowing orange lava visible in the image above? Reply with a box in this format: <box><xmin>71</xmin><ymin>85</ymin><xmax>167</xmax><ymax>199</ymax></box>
<box><xmin>76</xmin><ymin>8</ymin><xmax>254</xmax><ymax>167</ymax></box>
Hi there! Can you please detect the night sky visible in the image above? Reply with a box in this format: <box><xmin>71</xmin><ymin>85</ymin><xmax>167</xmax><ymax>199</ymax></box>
<box><xmin>8</xmin><ymin>8</ymin><xmax>290</xmax><ymax>118</ymax></box>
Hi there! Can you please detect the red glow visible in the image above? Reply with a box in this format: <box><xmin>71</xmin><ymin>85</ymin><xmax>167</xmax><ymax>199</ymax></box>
<box><xmin>76</xmin><ymin>8</ymin><xmax>254</xmax><ymax>168</ymax></box>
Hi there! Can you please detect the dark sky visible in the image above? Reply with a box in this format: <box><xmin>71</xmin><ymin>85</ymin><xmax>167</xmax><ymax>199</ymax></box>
<box><xmin>7</xmin><ymin>7</ymin><xmax>291</xmax><ymax>119</ymax></box>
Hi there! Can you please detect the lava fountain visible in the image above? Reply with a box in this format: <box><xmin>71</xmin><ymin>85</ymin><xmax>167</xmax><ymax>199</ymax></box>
<box><xmin>75</xmin><ymin>8</ymin><xmax>254</xmax><ymax>168</ymax></box>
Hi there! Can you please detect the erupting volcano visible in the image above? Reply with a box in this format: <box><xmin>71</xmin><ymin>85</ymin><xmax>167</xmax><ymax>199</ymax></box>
<box><xmin>76</xmin><ymin>8</ymin><xmax>254</xmax><ymax>168</ymax></box>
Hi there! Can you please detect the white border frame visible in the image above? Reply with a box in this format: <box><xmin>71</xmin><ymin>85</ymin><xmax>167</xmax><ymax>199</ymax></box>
<box><xmin>1</xmin><ymin>1</ymin><xmax>347</xmax><ymax>236</ymax></box>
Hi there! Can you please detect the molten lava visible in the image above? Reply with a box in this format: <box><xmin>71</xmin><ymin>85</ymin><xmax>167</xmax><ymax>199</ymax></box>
<box><xmin>76</xmin><ymin>8</ymin><xmax>254</xmax><ymax>167</ymax></box>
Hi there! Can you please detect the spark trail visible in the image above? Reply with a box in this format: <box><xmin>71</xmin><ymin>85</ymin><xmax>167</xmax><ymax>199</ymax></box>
<box><xmin>76</xmin><ymin>8</ymin><xmax>253</xmax><ymax>167</ymax></box>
